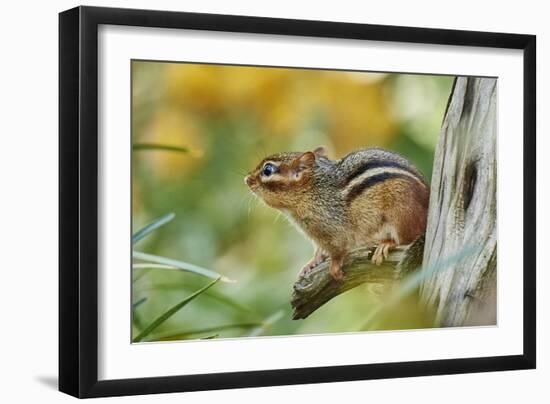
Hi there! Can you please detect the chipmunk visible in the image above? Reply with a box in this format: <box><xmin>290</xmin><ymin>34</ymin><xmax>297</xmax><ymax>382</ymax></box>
<box><xmin>245</xmin><ymin>146</ymin><xmax>429</xmax><ymax>281</ymax></box>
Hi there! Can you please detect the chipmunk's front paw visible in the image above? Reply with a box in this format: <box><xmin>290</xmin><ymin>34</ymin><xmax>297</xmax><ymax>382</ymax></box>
<box><xmin>298</xmin><ymin>263</ymin><xmax>315</xmax><ymax>278</ymax></box>
<box><xmin>372</xmin><ymin>240</ymin><xmax>396</xmax><ymax>265</ymax></box>
<box><xmin>299</xmin><ymin>251</ymin><xmax>329</xmax><ymax>278</ymax></box>
<box><xmin>298</xmin><ymin>260</ymin><xmax>319</xmax><ymax>278</ymax></box>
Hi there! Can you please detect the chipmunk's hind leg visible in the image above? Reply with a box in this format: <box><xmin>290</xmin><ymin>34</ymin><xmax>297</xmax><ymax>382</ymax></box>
<box><xmin>329</xmin><ymin>254</ymin><xmax>345</xmax><ymax>281</ymax></box>
<box><xmin>372</xmin><ymin>239</ymin><xmax>397</xmax><ymax>265</ymax></box>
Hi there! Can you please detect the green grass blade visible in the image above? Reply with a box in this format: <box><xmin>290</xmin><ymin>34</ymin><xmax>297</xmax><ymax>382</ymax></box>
<box><xmin>248</xmin><ymin>310</ymin><xmax>285</xmax><ymax>337</ymax></box>
<box><xmin>132</xmin><ymin>297</ymin><xmax>147</xmax><ymax>309</ymax></box>
<box><xmin>132</xmin><ymin>263</ymin><xmax>179</xmax><ymax>283</ymax></box>
<box><xmin>198</xmin><ymin>291</ymin><xmax>252</xmax><ymax>314</ymax></box>
<box><xmin>132</xmin><ymin>212</ymin><xmax>175</xmax><ymax>245</ymax></box>
<box><xmin>152</xmin><ymin>323</ymin><xmax>262</xmax><ymax>341</ymax></box>
<box><xmin>133</xmin><ymin>143</ymin><xmax>191</xmax><ymax>153</ymax></box>
<box><xmin>201</xmin><ymin>334</ymin><xmax>219</xmax><ymax>340</ymax></box>
<box><xmin>132</xmin><ymin>264</ymin><xmax>176</xmax><ymax>283</ymax></box>
<box><xmin>133</xmin><ymin>264</ymin><xmax>177</xmax><ymax>270</ymax></box>
<box><xmin>133</xmin><ymin>277</ymin><xmax>220</xmax><ymax>343</ymax></box>
<box><xmin>360</xmin><ymin>244</ymin><xmax>480</xmax><ymax>330</ymax></box>
<box><xmin>132</xmin><ymin>251</ymin><xmax>234</xmax><ymax>283</ymax></box>
<box><xmin>132</xmin><ymin>268</ymin><xmax>150</xmax><ymax>283</ymax></box>
<box><xmin>134</xmin><ymin>281</ymin><xmax>254</xmax><ymax>314</ymax></box>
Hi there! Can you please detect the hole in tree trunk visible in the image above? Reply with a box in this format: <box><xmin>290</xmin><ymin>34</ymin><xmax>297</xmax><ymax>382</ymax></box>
<box><xmin>463</xmin><ymin>161</ymin><xmax>478</xmax><ymax>212</ymax></box>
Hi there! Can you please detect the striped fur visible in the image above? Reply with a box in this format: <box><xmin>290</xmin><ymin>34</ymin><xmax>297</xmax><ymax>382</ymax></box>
<box><xmin>344</xmin><ymin>159</ymin><xmax>424</xmax><ymax>185</ymax></box>
<box><xmin>345</xmin><ymin>172</ymin><xmax>413</xmax><ymax>201</ymax></box>
<box><xmin>339</xmin><ymin>149</ymin><xmax>427</xmax><ymax>202</ymax></box>
<box><xmin>344</xmin><ymin>166</ymin><xmax>426</xmax><ymax>200</ymax></box>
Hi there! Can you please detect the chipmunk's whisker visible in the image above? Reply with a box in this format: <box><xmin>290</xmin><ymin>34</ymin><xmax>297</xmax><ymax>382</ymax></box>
<box><xmin>236</xmin><ymin>192</ymin><xmax>251</xmax><ymax>212</ymax></box>
<box><xmin>236</xmin><ymin>165</ymin><xmax>249</xmax><ymax>176</ymax></box>
<box><xmin>273</xmin><ymin>211</ymin><xmax>283</xmax><ymax>224</ymax></box>
<box><xmin>246</xmin><ymin>193</ymin><xmax>257</xmax><ymax>219</ymax></box>
<box><xmin>228</xmin><ymin>168</ymin><xmax>248</xmax><ymax>178</ymax></box>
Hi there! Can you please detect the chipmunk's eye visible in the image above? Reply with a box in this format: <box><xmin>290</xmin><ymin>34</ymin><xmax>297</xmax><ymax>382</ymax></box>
<box><xmin>262</xmin><ymin>163</ymin><xmax>277</xmax><ymax>177</ymax></box>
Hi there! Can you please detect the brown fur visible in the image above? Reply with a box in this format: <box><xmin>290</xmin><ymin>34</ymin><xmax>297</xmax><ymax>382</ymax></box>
<box><xmin>245</xmin><ymin>147</ymin><xmax>429</xmax><ymax>280</ymax></box>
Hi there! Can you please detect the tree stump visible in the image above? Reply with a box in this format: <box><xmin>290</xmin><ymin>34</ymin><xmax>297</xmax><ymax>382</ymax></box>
<box><xmin>420</xmin><ymin>77</ymin><xmax>497</xmax><ymax>327</ymax></box>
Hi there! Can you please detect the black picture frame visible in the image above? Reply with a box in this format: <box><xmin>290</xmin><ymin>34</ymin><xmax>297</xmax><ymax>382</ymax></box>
<box><xmin>59</xmin><ymin>5</ymin><xmax>536</xmax><ymax>398</ymax></box>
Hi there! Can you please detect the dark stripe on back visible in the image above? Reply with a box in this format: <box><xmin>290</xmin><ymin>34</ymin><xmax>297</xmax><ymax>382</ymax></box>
<box><xmin>344</xmin><ymin>159</ymin><xmax>423</xmax><ymax>185</ymax></box>
<box><xmin>346</xmin><ymin>172</ymin><xmax>411</xmax><ymax>201</ymax></box>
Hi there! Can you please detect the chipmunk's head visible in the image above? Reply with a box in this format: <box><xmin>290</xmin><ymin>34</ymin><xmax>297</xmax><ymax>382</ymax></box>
<box><xmin>245</xmin><ymin>146</ymin><xmax>327</xmax><ymax>209</ymax></box>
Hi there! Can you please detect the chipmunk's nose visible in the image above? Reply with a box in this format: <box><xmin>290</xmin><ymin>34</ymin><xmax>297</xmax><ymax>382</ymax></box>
<box><xmin>244</xmin><ymin>175</ymin><xmax>255</xmax><ymax>187</ymax></box>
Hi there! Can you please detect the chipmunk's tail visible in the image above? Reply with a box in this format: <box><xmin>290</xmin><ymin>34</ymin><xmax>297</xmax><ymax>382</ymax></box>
<box><xmin>396</xmin><ymin>234</ymin><xmax>425</xmax><ymax>275</ymax></box>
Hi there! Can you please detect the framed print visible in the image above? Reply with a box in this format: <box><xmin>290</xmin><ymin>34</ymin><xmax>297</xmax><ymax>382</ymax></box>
<box><xmin>59</xmin><ymin>6</ymin><xmax>536</xmax><ymax>398</ymax></box>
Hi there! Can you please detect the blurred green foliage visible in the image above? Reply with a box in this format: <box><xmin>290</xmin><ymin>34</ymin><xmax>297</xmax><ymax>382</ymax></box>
<box><xmin>131</xmin><ymin>61</ymin><xmax>454</xmax><ymax>342</ymax></box>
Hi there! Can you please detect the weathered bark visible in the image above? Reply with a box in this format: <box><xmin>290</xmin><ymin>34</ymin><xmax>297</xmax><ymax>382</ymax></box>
<box><xmin>420</xmin><ymin>77</ymin><xmax>497</xmax><ymax>327</ymax></box>
<box><xmin>290</xmin><ymin>77</ymin><xmax>497</xmax><ymax>327</ymax></box>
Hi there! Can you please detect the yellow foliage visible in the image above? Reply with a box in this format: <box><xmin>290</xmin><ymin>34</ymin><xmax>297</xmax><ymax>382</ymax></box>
<box><xmin>159</xmin><ymin>63</ymin><xmax>397</xmax><ymax>142</ymax></box>
<box><xmin>141</xmin><ymin>109</ymin><xmax>204</xmax><ymax>178</ymax></box>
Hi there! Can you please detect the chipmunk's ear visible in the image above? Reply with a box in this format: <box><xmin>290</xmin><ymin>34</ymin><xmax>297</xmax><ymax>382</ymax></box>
<box><xmin>293</xmin><ymin>151</ymin><xmax>316</xmax><ymax>173</ymax></box>
<box><xmin>313</xmin><ymin>146</ymin><xmax>328</xmax><ymax>158</ymax></box>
